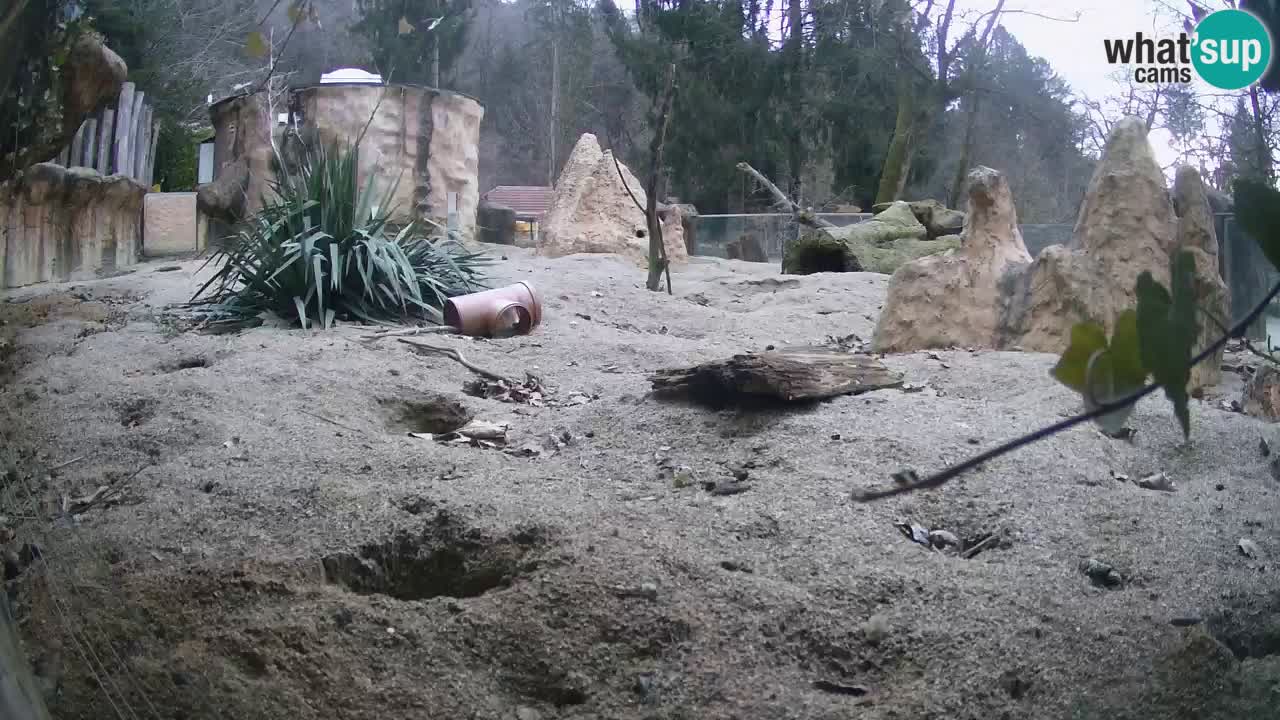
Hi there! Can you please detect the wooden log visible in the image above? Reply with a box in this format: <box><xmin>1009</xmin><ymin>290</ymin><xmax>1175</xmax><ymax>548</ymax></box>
<box><xmin>735</xmin><ymin>162</ymin><xmax>834</xmax><ymax>229</ymax></box>
<box><xmin>132</xmin><ymin>104</ymin><xmax>151</xmax><ymax>183</ymax></box>
<box><xmin>124</xmin><ymin>90</ymin><xmax>145</xmax><ymax>179</ymax></box>
<box><xmin>97</xmin><ymin>107</ymin><xmax>115</xmax><ymax>174</ymax></box>
<box><xmin>648</xmin><ymin>347</ymin><xmax>904</xmax><ymax>406</ymax></box>
<box><xmin>68</xmin><ymin>123</ymin><xmax>85</xmax><ymax>167</ymax></box>
<box><xmin>112</xmin><ymin>82</ymin><xmax>135</xmax><ymax>177</ymax></box>
<box><xmin>83</xmin><ymin>118</ymin><xmax>98</xmax><ymax>170</ymax></box>
<box><xmin>145</xmin><ymin>120</ymin><xmax>159</xmax><ymax>187</ymax></box>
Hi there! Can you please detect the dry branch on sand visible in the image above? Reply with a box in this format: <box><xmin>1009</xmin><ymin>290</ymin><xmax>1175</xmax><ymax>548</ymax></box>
<box><xmin>649</xmin><ymin>347</ymin><xmax>903</xmax><ymax>405</ymax></box>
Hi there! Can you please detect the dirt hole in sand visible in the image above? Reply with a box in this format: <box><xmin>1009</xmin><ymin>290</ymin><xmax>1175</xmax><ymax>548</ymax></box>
<box><xmin>379</xmin><ymin>392</ymin><xmax>473</xmax><ymax>435</ymax></box>
<box><xmin>158</xmin><ymin>356</ymin><xmax>210</xmax><ymax>373</ymax></box>
<box><xmin>321</xmin><ymin>519</ymin><xmax>549</xmax><ymax>600</ymax></box>
<box><xmin>114</xmin><ymin>397</ymin><xmax>156</xmax><ymax>427</ymax></box>
<box><xmin>1207</xmin><ymin>598</ymin><xmax>1280</xmax><ymax>660</ymax></box>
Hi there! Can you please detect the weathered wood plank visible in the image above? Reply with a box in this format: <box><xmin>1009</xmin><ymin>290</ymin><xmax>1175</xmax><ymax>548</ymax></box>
<box><xmin>132</xmin><ymin>104</ymin><xmax>150</xmax><ymax>184</ymax></box>
<box><xmin>649</xmin><ymin>347</ymin><xmax>904</xmax><ymax>405</ymax></box>
<box><xmin>112</xmin><ymin>82</ymin><xmax>135</xmax><ymax>177</ymax></box>
<box><xmin>145</xmin><ymin>121</ymin><xmax>159</xmax><ymax>187</ymax></box>
<box><xmin>97</xmin><ymin>107</ymin><xmax>115</xmax><ymax>174</ymax></box>
<box><xmin>83</xmin><ymin>118</ymin><xmax>98</xmax><ymax>170</ymax></box>
<box><xmin>68</xmin><ymin>123</ymin><xmax>85</xmax><ymax>167</ymax></box>
<box><xmin>124</xmin><ymin>90</ymin><xmax>145</xmax><ymax>179</ymax></box>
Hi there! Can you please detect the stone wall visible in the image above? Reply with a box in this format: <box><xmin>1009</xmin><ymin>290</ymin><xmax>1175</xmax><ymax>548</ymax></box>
<box><xmin>0</xmin><ymin>163</ymin><xmax>144</xmax><ymax>289</ymax></box>
<box><xmin>143</xmin><ymin>192</ymin><xmax>203</xmax><ymax>256</ymax></box>
<box><xmin>291</xmin><ymin>84</ymin><xmax>484</xmax><ymax>238</ymax></box>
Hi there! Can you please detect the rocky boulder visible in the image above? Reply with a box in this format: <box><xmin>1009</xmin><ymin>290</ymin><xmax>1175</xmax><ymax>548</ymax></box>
<box><xmin>537</xmin><ymin>134</ymin><xmax>687</xmax><ymax>266</ymax></box>
<box><xmin>1243</xmin><ymin>365</ymin><xmax>1280</xmax><ymax>422</ymax></box>
<box><xmin>784</xmin><ymin>202</ymin><xmax>958</xmax><ymax>275</ymax></box>
<box><xmin>872</xmin><ymin>167</ymin><xmax>1032</xmax><ymax>351</ymax></box>
<box><xmin>872</xmin><ymin>198</ymin><xmax>966</xmax><ymax>239</ymax></box>
<box><xmin>871</xmin><ymin>117</ymin><xmax>1230</xmax><ymax>395</ymax></box>
<box><xmin>1173</xmin><ymin>167</ymin><xmax>1228</xmax><ymax>390</ymax></box>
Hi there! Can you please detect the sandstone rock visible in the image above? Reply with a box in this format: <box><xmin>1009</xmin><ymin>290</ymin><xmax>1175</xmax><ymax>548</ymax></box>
<box><xmin>871</xmin><ymin>199</ymin><xmax>965</xmax><ymax>239</ymax></box>
<box><xmin>784</xmin><ymin>200</ymin><xmax>942</xmax><ymax>275</ymax></box>
<box><xmin>537</xmin><ymin>134</ymin><xmax>687</xmax><ymax>265</ymax></box>
<box><xmin>64</xmin><ymin>34</ymin><xmax>128</xmax><ymax>126</ymax></box>
<box><xmin>1010</xmin><ymin>117</ymin><xmax>1180</xmax><ymax>354</ymax></box>
<box><xmin>907</xmin><ymin>199</ymin><xmax>966</xmax><ymax>239</ymax></box>
<box><xmin>872</xmin><ymin>118</ymin><xmax>1229</xmax><ymax>393</ymax></box>
<box><xmin>1174</xmin><ymin>167</ymin><xmax>1227</xmax><ymax>390</ymax></box>
<box><xmin>3</xmin><ymin>33</ymin><xmax>127</xmax><ymax>181</ymax></box>
<box><xmin>1243</xmin><ymin>365</ymin><xmax>1280</xmax><ymax>422</ymax></box>
<box><xmin>196</xmin><ymin>156</ymin><xmax>249</xmax><ymax>225</ymax></box>
<box><xmin>872</xmin><ymin>166</ymin><xmax>1031</xmax><ymax>352</ymax></box>
<box><xmin>861</xmin><ymin>201</ymin><xmax>928</xmax><ymax>242</ymax></box>
<box><xmin>0</xmin><ymin>163</ymin><xmax>145</xmax><ymax>288</ymax></box>
<box><xmin>1173</xmin><ymin>167</ymin><xmax>1219</xmax><ymax>257</ymax></box>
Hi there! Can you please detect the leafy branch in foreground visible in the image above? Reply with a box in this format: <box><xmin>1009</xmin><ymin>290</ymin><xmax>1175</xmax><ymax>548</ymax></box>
<box><xmin>853</xmin><ymin>178</ymin><xmax>1280</xmax><ymax>502</ymax></box>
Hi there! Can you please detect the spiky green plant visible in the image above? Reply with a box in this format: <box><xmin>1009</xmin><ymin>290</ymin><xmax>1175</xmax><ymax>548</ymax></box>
<box><xmin>189</xmin><ymin>139</ymin><xmax>490</xmax><ymax>330</ymax></box>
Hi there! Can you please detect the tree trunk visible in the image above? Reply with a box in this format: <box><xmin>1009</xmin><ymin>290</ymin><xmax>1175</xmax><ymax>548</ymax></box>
<box><xmin>1248</xmin><ymin>85</ymin><xmax>1274</xmax><ymax>182</ymax></box>
<box><xmin>645</xmin><ymin>64</ymin><xmax>677</xmax><ymax>293</ymax></box>
<box><xmin>875</xmin><ymin>75</ymin><xmax>918</xmax><ymax>205</ymax></box>
<box><xmin>947</xmin><ymin>90</ymin><xmax>981</xmax><ymax>209</ymax></box>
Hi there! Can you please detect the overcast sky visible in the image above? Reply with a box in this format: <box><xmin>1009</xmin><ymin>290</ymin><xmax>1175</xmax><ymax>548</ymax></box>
<box><xmin>956</xmin><ymin>0</ymin><xmax>1191</xmax><ymax>166</ymax></box>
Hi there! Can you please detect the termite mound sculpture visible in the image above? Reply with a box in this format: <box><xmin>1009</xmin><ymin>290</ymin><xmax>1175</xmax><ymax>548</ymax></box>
<box><xmin>872</xmin><ymin>116</ymin><xmax>1228</xmax><ymax>394</ymax></box>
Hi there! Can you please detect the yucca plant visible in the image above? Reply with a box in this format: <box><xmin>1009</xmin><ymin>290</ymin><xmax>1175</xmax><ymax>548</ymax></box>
<box><xmin>188</xmin><ymin>139</ymin><xmax>490</xmax><ymax>330</ymax></box>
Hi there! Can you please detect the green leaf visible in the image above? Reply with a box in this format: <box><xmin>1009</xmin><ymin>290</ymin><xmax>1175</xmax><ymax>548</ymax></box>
<box><xmin>1135</xmin><ymin>251</ymin><xmax>1199</xmax><ymax>438</ymax></box>
<box><xmin>1109</xmin><ymin>309</ymin><xmax>1148</xmax><ymax>391</ymax></box>
<box><xmin>1233</xmin><ymin>178</ymin><xmax>1280</xmax><ymax>273</ymax></box>
<box><xmin>287</xmin><ymin>1</ymin><xmax>306</xmax><ymax>25</ymax></box>
<box><xmin>1050</xmin><ymin>322</ymin><xmax>1107</xmax><ymax>393</ymax></box>
<box><xmin>245</xmin><ymin>31</ymin><xmax>269</xmax><ymax>59</ymax></box>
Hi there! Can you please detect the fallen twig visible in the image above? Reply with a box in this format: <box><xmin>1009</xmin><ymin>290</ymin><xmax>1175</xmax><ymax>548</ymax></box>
<box><xmin>961</xmin><ymin>534</ymin><xmax>1000</xmax><ymax>559</ymax></box>
<box><xmin>735</xmin><ymin>162</ymin><xmax>834</xmax><ymax>229</ymax></box>
<box><xmin>361</xmin><ymin>325</ymin><xmax>459</xmax><ymax>342</ymax></box>
<box><xmin>48</xmin><ymin>456</ymin><xmax>85</xmax><ymax>473</ymax></box>
<box><xmin>299</xmin><ymin>409</ymin><xmax>370</xmax><ymax>436</ymax></box>
<box><xmin>397</xmin><ymin>339</ymin><xmax>514</xmax><ymax>383</ymax></box>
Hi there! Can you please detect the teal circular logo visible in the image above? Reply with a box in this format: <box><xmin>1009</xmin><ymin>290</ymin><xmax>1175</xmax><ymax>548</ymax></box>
<box><xmin>1192</xmin><ymin>9</ymin><xmax>1273</xmax><ymax>90</ymax></box>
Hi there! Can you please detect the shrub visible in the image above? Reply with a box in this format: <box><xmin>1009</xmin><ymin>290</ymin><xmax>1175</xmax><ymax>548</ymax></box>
<box><xmin>189</xmin><ymin>139</ymin><xmax>490</xmax><ymax>329</ymax></box>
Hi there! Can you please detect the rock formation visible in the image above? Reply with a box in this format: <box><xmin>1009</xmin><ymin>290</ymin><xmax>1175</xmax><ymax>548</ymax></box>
<box><xmin>202</xmin><ymin>85</ymin><xmax>485</xmax><ymax>239</ymax></box>
<box><xmin>1243</xmin><ymin>365</ymin><xmax>1280</xmax><ymax>422</ymax></box>
<box><xmin>2</xmin><ymin>32</ymin><xmax>127</xmax><ymax>183</ymax></box>
<box><xmin>785</xmin><ymin>201</ymin><xmax>959</xmax><ymax>275</ymax></box>
<box><xmin>871</xmin><ymin>117</ymin><xmax>1230</xmax><ymax>393</ymax></box>
<box><xmin>0</xmin><ymin>163</ymin><xmax>144</xmax><ymax>288</ymax></box>
<box><xmin>1173</xmin><ymin>166</ymin><xmax>1228</xmax><ymax>390</ymax></box>
<box><xmin>872</xmin><ymin>167</ymin><xmax>1032</xmax><ymax>351</ymax></box>
<box><xmin>872</xmin><ymin>199</ymin><xmax>966</xmax><ymax>239</ymax></box>
<box><xmin>537</xmin><ymin>134</ymin><xmax>687</xmax><ymax>265</ymax></box>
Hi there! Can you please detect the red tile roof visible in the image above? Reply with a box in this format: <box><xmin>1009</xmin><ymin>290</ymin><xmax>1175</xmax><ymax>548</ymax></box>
<box><xmin>482</xmin><ymin>185</ymin><xmax>554</xmax><ymax>219</ymax></box>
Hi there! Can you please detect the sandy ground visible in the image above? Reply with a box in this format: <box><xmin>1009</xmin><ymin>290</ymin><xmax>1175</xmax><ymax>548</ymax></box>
<box><xmin>2</xmin><ymin>245</ymin><xmax>1279</xmax><ymax>720</ymax></box>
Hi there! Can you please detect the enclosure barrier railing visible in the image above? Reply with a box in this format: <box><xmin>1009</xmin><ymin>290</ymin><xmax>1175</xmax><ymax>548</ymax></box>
<box><xmin>45</xmin><ymin>81</ymin><xmax>158</xmax><ymax>186</ymax></box>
